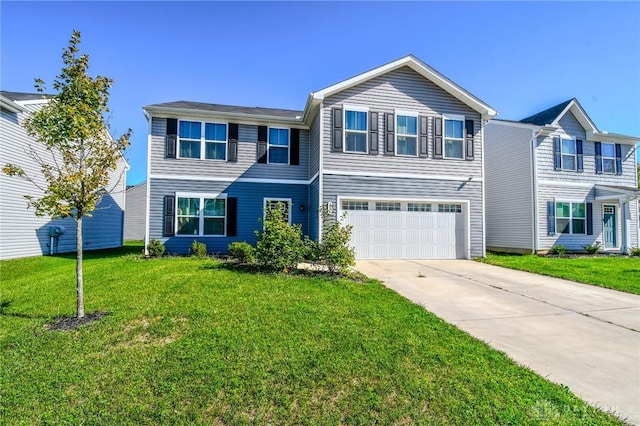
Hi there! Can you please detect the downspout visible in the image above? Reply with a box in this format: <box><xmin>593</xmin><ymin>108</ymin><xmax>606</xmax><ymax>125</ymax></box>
<box><xmin>531</xmin><ymin>129</ymin><xmax>541</xmax><ymax>253</ymax></box>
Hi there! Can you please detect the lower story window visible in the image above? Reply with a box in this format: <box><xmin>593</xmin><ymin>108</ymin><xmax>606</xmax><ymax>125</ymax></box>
<box><xmin>556</xmin><ymin>202</ymin><xmax>585</xmax><ymax>234</ymax></box>
<box><xmin>438</xmin><ymin>204</ymin><xmax>462</xmax><ymax>213</ymax></box>
<box><xmin>265</xmin><ymin>198</ymin><xmax>291</xmax><ymax>223</ymax></box>
<box><xmin>177</xmin><ymin>196</ymin><xmax>226</xmax><ymax>236</ymax></box>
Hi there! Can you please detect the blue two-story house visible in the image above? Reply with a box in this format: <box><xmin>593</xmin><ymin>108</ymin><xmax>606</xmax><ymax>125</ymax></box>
<box><xmin>143</xmin><ymin>55</ymin><xmax>497</xmax><ymax>259</ymax></box>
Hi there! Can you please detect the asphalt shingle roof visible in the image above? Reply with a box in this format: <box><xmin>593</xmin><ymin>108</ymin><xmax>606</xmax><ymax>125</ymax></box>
<box><xmin>519</xmin><ymin>99</ymin><xmax>574</xmax><ymax>126</ymax></box>
<box><xmin>146</xmin><ymin>100</ymin><xmax>303</xmax><ymax>119</ymax></box>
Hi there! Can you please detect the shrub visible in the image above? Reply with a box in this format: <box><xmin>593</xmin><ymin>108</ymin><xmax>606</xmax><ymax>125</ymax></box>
<box><xmin>630</xmin><ymin>247</ymin><xmax>640</xmax><ymax>257</ymax></box>
<box><xmin>255</xmin><ymin>202</ymin><xmax>304</xmax><ymax>272</ymax></box>
<box><xmin>147</xmin><ymin>239</ymin><xmax>165</xmax><ymax>257</ymax></box>
<box><xmin>318</xmin><ymin>206</ymin><xmax>355</xmax><ymax>274</ymax></box>
<box><xmin>228</xmin><ymin>241</ymin><xmax>254</xmax><ymax>263</ymax></box>
<box><xmin>190</xmin><ymin>240</ymin><xmax>208</xmax><ymax>258</ymax></box>
<box><xmin>548</xmin><ymin>245</ymin><xmax>567</xmax><ymax>255</ymax></box>
<box><xmin>303</xmin><ymin>237</ymin><xmax>321</xmax><ymax>262</ymax></box>
<box><xmin>583</xmin><ymin>242</ymin><xmax>601</xmax><ymax>254</ymax></box>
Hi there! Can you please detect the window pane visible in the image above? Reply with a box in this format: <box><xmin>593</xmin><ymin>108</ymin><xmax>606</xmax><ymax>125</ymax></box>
<box><xmin>375</xmin><ymin>202</ymin><xmax>401</xmax><ymax>211</ymax></box>
<box><xmin>180</xmin><ymin>140</ymin><xmax>201</xmax><ymax>158</ymax></box>
<box><xmin>177</xmin><ymin>217</ymin><xmax>199</xmax><ymax>235</ymax></box>
<box><xmin>179</xmin><ymin>121</ymin><xmax>201</xmax><ymax>139</ymax></box>
<box><xmin>269</xmin><ymin>128</ymin><xmax>289</xmax><ymax>146</ymax></box>
<box><xmin>269</xmin><ymin>146</ymin><xmax>289</xmax><ymax>164</ymax></box>
<box><xmin>204</xmin><ymin>199</ymin><xmax>225</xmax><ymax>217</ymax></box>
<box><xmin>204</xmin><ymin>218</ymin><xmax>225</xmax><ymax>235</ymax></box>
<box><xmin>557</xmin><ymin>218</ymin><xmax>570</xmax><ymax>234</ymax></box>
<box><xmin>345</xmin><ymin>132</ymin><xmax>367</xmax><ymax>152</ymax></box>
<box><xmin>601</xmin><ymin>143</ymin><xmax>615</xmax><ymax>157</ymax></box>
<box><xmin>556</xmin><ymin>202</ymin><xmax>570</xmax><ymax>218</ymax></box>
<box><xmin>572</xmin><ymin>218</ymin><xmax>585</xmax><ymax>234</ymax></box>
<box><xmin>603</xmin><ymin>158</ymin><xmax>615</xmax><ymax>174</ymax></box>
<box><xmin>178</xmin><ymin>198</ymin><xmax>199</xmax><ymax>216</ymax></box>
<box><xmin>408</xmin><ymin>203</ymin><xmax>431</xmax><ymax>212</ymax></box>
<box><xmin>445</xmin><ymin>119</ymin><xmax>463</xmax><ymax>138</ymax></box>
<box><xmin>445</xmin><ymin>139</ymin><xmax>463</xmax><ymax>158</ymax></box>
<box><xmin>266</xmin><ymin>200</ymin><xmax>290</xmax><ymax>221</ymax></box>
<box><xmin>345</xmin><ymin>110</ymin><xmax>367</xmax><ymax>131</ymax></box>
<box><xmin>561</xmin><ymin>139</ymin><xmax>576</xmax><ymax>154</ymax></box>
<box><xmin>397</xmin><ymin>136</ymin><xmax>417</xmax><ymax>156</ymax></box>
<box><xmin>572</xmin><ymin>203</ymin><xmax>585</xmax><ymax>218</ymax></box>
<box><xmin>205</xmin><ymin>142</ymin><xmax>226</xmax><ymax>160</ymax></box>
<box><xmin>397</xmin><ymin>115</ymin><xmax>417</xmax><ymax>135</ymax></box>
<box><xmin>205</xmin><ymin>123</ymin><xmax>226</xmax><ymax>141</ymax></box>
<box><xmin>342</xmin><ymin>200</ymin><xmax>368</xmax><ymax>210</ymax></box>
<box><xmin>562</xmin><ymin>155</ymin><xmax>575</xmax><ymax>170</ymax></box>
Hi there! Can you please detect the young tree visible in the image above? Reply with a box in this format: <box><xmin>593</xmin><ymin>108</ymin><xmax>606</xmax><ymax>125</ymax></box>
<box><xmin>2</xmin><ymin>30</ymin><xmax>131</xmax><ymax>318</ymax></box>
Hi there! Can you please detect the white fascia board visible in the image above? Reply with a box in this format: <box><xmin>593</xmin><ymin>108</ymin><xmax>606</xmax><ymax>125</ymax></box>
<box><xmin>0</xmin><ymin>96</ymin><xmax>27</xmax><ymax>113</ymax></box>
<box><xmin>143</xmin><ymin>106</ymin><xmax>306</xmax><ymax>128</ymax></box>
<box><xmin>588</xmin><ymin>131</ymin><xmax>640</xmax><ymax>145</ymax></box>
<box><xmin>487</xmin><ymin>119</ymin><xmax>540</xmax><ymax>131</ymax></box>
<box><xmin>552</xmin><ymin>100</ymin><xmax>598</xmax><ymax>133</ymax></box>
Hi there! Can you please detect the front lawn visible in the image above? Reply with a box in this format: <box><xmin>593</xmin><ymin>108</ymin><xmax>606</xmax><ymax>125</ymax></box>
<box><xmin>0</xmin><ymin>244</ymin><xmax>624</xmax><ymax>424</ymax></box>
<box><xmin>479</xmin><ymin>253</ymin><xmax>640</xmax><ymax>295</ymax></box>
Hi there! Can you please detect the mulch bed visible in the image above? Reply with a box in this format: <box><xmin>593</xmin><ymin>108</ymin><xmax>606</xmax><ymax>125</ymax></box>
<box><xmin>45</xmin><ymin>311</ymin><xmax>109</xmax><ymax>331</ymax></box>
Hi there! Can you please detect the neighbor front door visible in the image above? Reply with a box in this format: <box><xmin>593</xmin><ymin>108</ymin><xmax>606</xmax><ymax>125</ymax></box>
<box><xmin>603</xmin><ymin>205</ymin><xmax>617</xmax><ymax>249</ymax></box>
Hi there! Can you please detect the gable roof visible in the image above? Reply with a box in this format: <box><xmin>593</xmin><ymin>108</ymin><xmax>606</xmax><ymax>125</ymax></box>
<box><xmin>305</xmin><ymin>55</ymin><xmax>497</xmax><ymax>121</ymax></box>
<box><xmin>519</xmin><ymin>99</ymin><xmax>572</xmax><ymax>126</ymax></box>
<box><xmin>520</xmin><ymin>98</ymin><xmax>598</xmax><ymax>133</ymax></box>
<box><xmin>144</xmin><ymin>100</ymin><xmax>303</xmax><ymax>122</ymax></box>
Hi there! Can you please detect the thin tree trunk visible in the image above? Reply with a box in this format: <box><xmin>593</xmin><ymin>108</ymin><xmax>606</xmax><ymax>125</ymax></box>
<box><xmin>76</xmin><ymin>216</ymin><xmax>85</xmax><ymax>318</ymax></box>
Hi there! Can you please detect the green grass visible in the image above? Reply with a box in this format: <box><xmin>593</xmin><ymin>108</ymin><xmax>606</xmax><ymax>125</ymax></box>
<box><xmin>479</xmin><ymin>253</ymin><xmax>640</xmax><ymax>295</ymax></box>
<box><xmin>0</xmin><ymin>243</ymin><xmax>624</xmax><ymax>425</ymax></box>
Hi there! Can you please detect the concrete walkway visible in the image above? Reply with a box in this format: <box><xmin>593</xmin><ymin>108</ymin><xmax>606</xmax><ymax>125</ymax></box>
<box><xmin>355</xmin><ymin>259</ymin><xmax>640</xmax><ymax>425</ymax></box>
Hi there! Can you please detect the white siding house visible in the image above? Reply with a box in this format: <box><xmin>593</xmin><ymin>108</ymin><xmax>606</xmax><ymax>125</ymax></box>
<box><xmin>0</xmin><ymin>91</ymin><xmax>129</xmax><ymax>260</ymax></box>
<box><xmin>485</xmin><ymin>99</ymin><xmax>639</xmax><ymax>253</ymax></box>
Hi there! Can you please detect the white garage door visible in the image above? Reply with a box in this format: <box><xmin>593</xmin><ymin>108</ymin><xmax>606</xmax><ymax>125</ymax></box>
<box><xmin>341</xmin><ymin>200</ymin><xmax>466</xmax><ymax>259</ymax></box>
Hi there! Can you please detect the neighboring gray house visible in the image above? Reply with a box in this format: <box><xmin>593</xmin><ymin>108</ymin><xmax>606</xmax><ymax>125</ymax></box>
<box><xmin>143</xmin><ymin>55</ymin><xmax>497</xmax><ymax>259</ymax></box>
<box><xmin>124</xmin><ymin>182</ymin><xmax>147</xmax><ymax>241</ymax></box>
<box><xmin>485</xmin><ymin>99</ymin><xmax>639</xmax><ymax>254</ymax></box>
<box><xmin>0</xmin><ymin>91</ymin><xmax>129</xmax><ymax>260</ymax></box>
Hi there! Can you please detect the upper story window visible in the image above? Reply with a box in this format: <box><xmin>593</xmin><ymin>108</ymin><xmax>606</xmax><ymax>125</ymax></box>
<box><xmin>176</xmin><ymin>196</ymin><xmax>226</xmax><ymax>236</ymax></box>
<box><xmin>561</xmin><ymin>138</ymin><xmax>577</xmax><ymax>171</ymax></box>
<box><xmin>178</xmin><ymin>120</ymin><xmax>227</xmax><ymax>160</ymax></box>
<box><xmin>555</xmin><ymin>202</ymin><xmax>585</xmax><ymax>234</ymax></box>
<box><xmin>444</xmin><ymin>117</ymin><xmax>464</xmax><ymax>159</ymax></box>
<box><xmin>396</xmin><ymin>114</ymin><xmax>418</xmax><ymax>156</ymax></box>
<box><xmin>268</xmin><ymin>128</ymin><xmax>289</xmax><ymax>164</ymax></box>
<box><xmin>601</xmin><ymin>142</ymin><xmax>616</xmax><ymax>174</ymax></box>
<box><xmin>344</xmin><ymin>109</ymin><xmax>368</xmax><ymax>153</ymax></box>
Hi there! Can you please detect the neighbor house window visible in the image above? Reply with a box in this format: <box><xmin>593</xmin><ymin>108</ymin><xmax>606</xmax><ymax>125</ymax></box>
<box><xmin>176</xmin><ymin>196</ymin><xmax>226</xmax><ymax>236</ymax></box>
<box><xmin>375</xmin><ymin>201</ymin><xmax>401</xmax><ymax>211</ymax></box>
<box><xmin>205</xmin><ymin>123</ymin><xmax>227</xmax><ymax>160</ymax></box>
<box><xmin>342</xmin><ymin>200</ymin><xmax>369</xmax><ymax>211</ymax></box>
<box><xmin>179</xmin><ymin>121</ymin><xmax>202</xmax><ymax>159</ymax></box>
<box><xmin>268</xmin><ymin>128</ymin><xmax>289</xmax><ymax>164</ymax></box>
<box><xmin>444</xmin><ymin>117</ymin><xmax>464</xmax><ymax>159</ymax></box>
<box><xmin>396</xmin><ymin>114</ymin><xmax>418</xmax><ymax>156</ymax></box>
<box><xmin>265</xmin><ymin>198</ymin><xmax>291</xmax><ymax>223</ymax></box>
<box><xmin>555</xmin><ymin>202</ymin><xmax>585</xmax><ymax>234</ymax></box>
<box><xmin>438</xmin><ymin>204</ymin><xmax>462</xmax><ymax>213</ymax></box>
<box><xmin>408</xmin><ymin>202</ymin><xmax>432</xmax><ymax>212</ymax></box>
<box><xmin>561</xmin><ymin>138</ymin><xmax>577</xmax><ymax>171</ymax></box>
<box><xmin>601</xmin><ymin>142</ymin><xmax>616</xmax><ymax>174</ymax></box>
<box><xmin>344</xmin><ymin>109</ymin><xmax>368</xmax><ymax>153</ymax></box>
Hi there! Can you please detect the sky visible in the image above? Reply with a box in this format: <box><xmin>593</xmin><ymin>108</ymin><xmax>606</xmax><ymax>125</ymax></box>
<box><xmin>2</xmin><ymin>1</ymin><xmax>639</xmax><ymax>186</ymax></box>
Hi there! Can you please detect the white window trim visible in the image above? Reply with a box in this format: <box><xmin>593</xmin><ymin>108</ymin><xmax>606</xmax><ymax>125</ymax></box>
<box><xmin>554</xmin><ymin>200</ymin><xmax>586</xmax><ymax>235</ymax></box>
<box><xmin>560</xmin><ymin>137</ymin><xmax>577</xmax><ymax>171</ymax></box>
<box><xmin>394</xmin><ymin>110</ymin><xmax>419</xmax><ymax>157</ymax></box>
<box><xmin>263</xmin><ymin>197</ymin><xmax>292</xmax><ymax>224</ymax></box>
<box><xmin>443</xmin><ymin>114</ymin><xmax>465</xmax><ymax>160</ymax></box>
<box><xmin>175</xmin><ymin>192</ymin><xmax>228</xmax><ymax>237</ymax></box>
<box><xmin>267</xmin><ymin>127</ymin><xmax>290</xmax><ymax>165</ymax></box>
<box><xmin>343</xmin><ymin>105</ymin><xmax>369</xmax><ymax>154</ymax></box>
<box><xmin>177</xmin><ymin>120</ymin><xmax>228</xmax><ymax>161</ymax></box>
<box><xmin>601</xmin><ymin>142</ymin><xmax>617</xmax><ymax>175</ymax></box>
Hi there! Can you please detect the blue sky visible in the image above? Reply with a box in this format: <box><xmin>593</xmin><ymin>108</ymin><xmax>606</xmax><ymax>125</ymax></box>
<box><xmin>2</xmin><ymin>1</ymin><xmax>639</xmax><ymax>185</ymax></box>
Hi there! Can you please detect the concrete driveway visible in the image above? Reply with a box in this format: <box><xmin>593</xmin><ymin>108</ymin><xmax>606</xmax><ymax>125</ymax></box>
<box><xmin>355</xmin><ymin>259</ymin><xmax>640</xmax><ymax>425</ymax></box>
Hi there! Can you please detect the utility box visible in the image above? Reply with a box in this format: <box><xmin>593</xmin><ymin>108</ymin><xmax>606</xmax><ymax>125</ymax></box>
<box><xmin>48</xmin><ymin>226</ymin><xmax>65</xmax><ymax>237</ymax></box>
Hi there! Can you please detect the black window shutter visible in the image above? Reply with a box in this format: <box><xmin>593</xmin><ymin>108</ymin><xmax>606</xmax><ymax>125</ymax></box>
<box><xmin>419</xmin><ymin>115</ymin><xmax>428</xmax><ymax>158</ymax></box>
<box><xmin>290</xmin><ymin>128</ymin><xmax>300</xmax><ymax>165</ymax></box>
<box><xmin>228</xmin><ymin>123</ymin><xmax>238</xmax><ymax>162</ymax></box>
<box><xmin>576</xmin><ymin>139</ymin><xmax>583</xmax><ymax>172</ymax></box>
<box><xmin>465</xmin><ymin>119</ymin><xmax>475</xmax><ymax>160</ymax></box>
<box><xmin>332</xmin><ymin>108</ymin><xmax>343</xmax><ymax>152</ymax></box>
<box><xmin>586</xmin><ymin>202</ymin><xmax>593</xmax><ymax>235</ymax></box>
<box><xmin>615</xmin><ymin>143</ymin><xmax>622</xmax><ymax>175</ymax></box>
<box><xmin>166</xmin><ymin>118</ymin><xmax>178</xmax><ymax>159</ymax></box>
<box><xmin>547</xmin><ymin>201</ymin><xmax>555</xmax><ymax>236</ymax></box>
<box><xmin>369</xmin><ymin>111</ymin><xmax>379</xmax><ymax>155</ymax></box>
<box><xmin>257</xmin><ymin>126</ymin><xmax>268</xmax><ymax>163</ymax></box>
<box><xmin>553</xmin><ymin>137</ymin><xmax>561</xmax><ymax>170</ymax></box>
<box><xmin>164</xmin><ymin>195</ymin><xmax>175</xmax><ymax>237</ymax></box>
<box><xmin>595</xmin><ymin>142</ymin><xmax>603</xmax><ymax>174</ymax></box>
<box><xmin>384</xmin><ymin>113</ymin><xmax>395</xmax><ymax>155</ymax></box>
<box><xmin>433</xmin><ymin>117</ymin><xmax>443</xmax><ymax>159</ymax></box>
<box><xmin>226</xmin><ymin>197</ymin><xmax>237</xmax><ymax>237</ymax></box>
